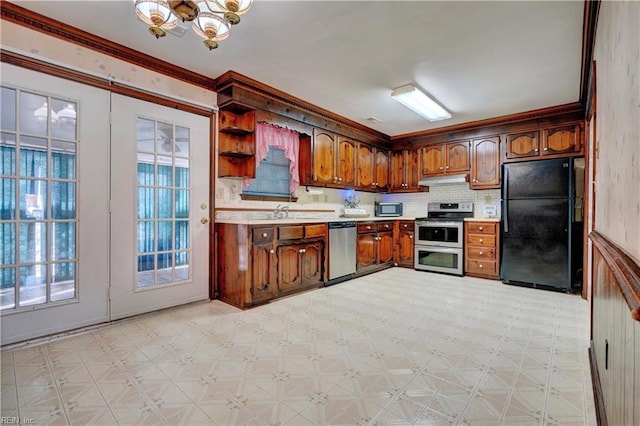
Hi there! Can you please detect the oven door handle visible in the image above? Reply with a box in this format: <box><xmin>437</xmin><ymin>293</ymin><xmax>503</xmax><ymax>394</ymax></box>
<box><xmin>418</xmin><ymin>221</ymin><xmax>462</xmax><ymax>228</ymax></box>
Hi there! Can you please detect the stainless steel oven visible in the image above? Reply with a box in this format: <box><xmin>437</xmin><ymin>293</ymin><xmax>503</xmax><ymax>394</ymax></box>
<box><xmin>414</xmin><ymin>202</ymin><xmax>473</xmax><ymax>276</ymax></box>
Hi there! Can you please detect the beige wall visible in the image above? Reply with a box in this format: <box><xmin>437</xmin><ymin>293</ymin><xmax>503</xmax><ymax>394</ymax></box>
<box><xmin>0</xmin><ymin>21</ymin><xmax>216</xmax><ymax>106</ymax></box>
<box><xmin>592</xmin><ymin>1</ymin><xmax>640</xmax><ymax>259</ymax></box>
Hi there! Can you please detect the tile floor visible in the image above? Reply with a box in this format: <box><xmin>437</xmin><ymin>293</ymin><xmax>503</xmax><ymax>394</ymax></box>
<box><xmin>0</xmin><ymin>268</ymin><xmax>596</xmax><ymax>425</ymax></box>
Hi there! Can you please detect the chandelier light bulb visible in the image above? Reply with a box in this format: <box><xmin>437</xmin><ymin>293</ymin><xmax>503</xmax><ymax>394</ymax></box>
<box><xmin>134</xmin><ymin>0</ymin><xmax>178</xmax><ymax>38</ymax></box>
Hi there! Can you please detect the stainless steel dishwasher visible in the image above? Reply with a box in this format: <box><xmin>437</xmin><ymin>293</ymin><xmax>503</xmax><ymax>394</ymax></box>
<box><xmin>327</xmin><ymin>221</ymin><xmax>357</xmax><ymax>284</ymax></box>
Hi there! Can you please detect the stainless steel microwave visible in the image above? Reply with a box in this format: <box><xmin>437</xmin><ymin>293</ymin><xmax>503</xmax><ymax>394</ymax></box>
<box><xmin>374</xmin><ymin>202</ymin><xmax>403</xmax><ymax>217</ymax></box>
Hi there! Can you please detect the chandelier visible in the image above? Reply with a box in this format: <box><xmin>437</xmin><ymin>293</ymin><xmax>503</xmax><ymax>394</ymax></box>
<box><xmin>134</xmin><ymin>0</ymin><xmax>253</xmax><ymax>50</ymax></box>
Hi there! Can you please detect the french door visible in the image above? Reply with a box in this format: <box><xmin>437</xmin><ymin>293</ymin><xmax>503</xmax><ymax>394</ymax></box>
<box><xmin>1</xmin><ymin>63</ymin><xmax>110</xmax><ymax>345</ymax></box>
<box><xmin>109</xmin><ymin>94</ymin><xmax>210</xmax><ymax>320</ymax></box>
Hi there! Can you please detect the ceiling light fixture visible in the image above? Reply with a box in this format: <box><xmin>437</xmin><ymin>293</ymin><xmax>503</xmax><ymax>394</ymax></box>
<box><xmin>391</xmin><ymin>84</ymin><xmax>451</xmax><ymax>121</ymax></box>
<box><xmin>134</xmin><ymin>0</ymin><xmax>252</xmax><ymax>51</ymax></box>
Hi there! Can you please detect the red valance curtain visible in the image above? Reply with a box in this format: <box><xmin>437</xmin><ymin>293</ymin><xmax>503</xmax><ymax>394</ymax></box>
<box><xmin>245</xmin><ymin>121</ymin><xmax>300</xmax><ymax>192</ymax></box>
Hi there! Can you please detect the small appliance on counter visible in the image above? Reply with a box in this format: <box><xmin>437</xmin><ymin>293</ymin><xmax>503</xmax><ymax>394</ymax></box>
<box><xmin>374</xmin><ymin>201</ymin><xmax>403</xmax><ymax>217</ymax></box>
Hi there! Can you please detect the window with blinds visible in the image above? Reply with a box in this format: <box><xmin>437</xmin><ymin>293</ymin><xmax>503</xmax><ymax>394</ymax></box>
<box><xmin>243</xmin><ymin>147</ymin><xmax>291</xmax><ymax>197</ymax></box>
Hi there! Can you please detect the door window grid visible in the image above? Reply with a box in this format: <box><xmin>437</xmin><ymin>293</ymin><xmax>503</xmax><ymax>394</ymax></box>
<box><xmin>0</xmin><ymin>86</ymin><xmax>78</xmax><ymax>312</ymax></box>
<box><xmin>136</xmin><ymin>118</ymin><xmax>191</xmax><ymax>289</ymax></box>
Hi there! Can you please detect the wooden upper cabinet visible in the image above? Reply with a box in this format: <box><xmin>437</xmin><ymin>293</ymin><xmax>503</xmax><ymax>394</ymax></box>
<box><xmin>375</xmin><ymin>149</ymin><xmax>389</xmax><ymax>191</ymax></box>
<box><xmin>421</xmin><ymin>145</ymin><xmax>445</xmax><ymax>176</ymax></box>
<box><xmin>506</xmin><ymin>131</ymin><xmax>540</xmax><ymax>159</ymax></box>
<box><xmin>391</xmin><ymin>149</ymin><xmax>421</xmax><ymax>191</ymax></box>
<box><xmin>357</xmin><ymin>143</ymin><xmax>375</xmax><ymax>189</ymax></box>
<box><xmin>312</xmin><ymin>129</ymin><xmax>336</xmax><ymax>184</ymax></box>
<box><xmin>217</xmin><ymin>102</ymin><xmax>256</xmax><ymax>178</ymax></box>
<box><xmin>389</xmin><ymin>151</ymin><xmax>406</xmax><ymax>191</ymax></box>
<box><xmin>420</xmin><ymin>142</ymin><xmax>469</xmax><ymax>176</ymax></box>
<box><xmin>406</xmin><ymin>149</ymin><xmax>421</xmax><ymax>189</ymax></box>
<box><xmin>470</xmin><ymin>136</ymin><xmax>500</xmax><ymax>189</ymax></box>
<box><xmin>447</xmin><ymin>141</ymin><xmax>471</xmax><ymax>173</ymax></box>
<box><xmin>337</xmin><ymin>136</ymin><xmax>357</xmax><ymax>186</ymax></box>
<box><xmin>543</xmin><ymin>124</ymin><xmax>582</xmax><ymax>155</ymax></box>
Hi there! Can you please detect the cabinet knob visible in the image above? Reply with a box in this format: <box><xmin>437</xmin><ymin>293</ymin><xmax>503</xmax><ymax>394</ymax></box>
<box><xmin>478</xmin><ymin>226</ymin><xmax>484</xmax><ymax>231</ymax></box>
<box><xmin>473</xmin><ymin>179</ymin><xmax>477</xmax><ymax>183</ymax></box>
<box><xmin>479</xmin><ymin>251</ymin><xmax>484</xmax><ymax>256</ymax></box>
<box><xmin>384</xmin><ymin>224</ymin><xmax>389</xmax><ymax>228</ymax></box>
<box><xmin>440</xmin><ymin>166</ymin><xmax>444</xmax><ymax>170</ymax></box>
<box><xmin>403</xmin><ymin>224</ymin><xmax>407</xmax><ymax>228</ymax></box>
<box><xmin>479</xmin><ymin>238</ymin><xmax>484</xmax><ymax>243</ymax></box>
<box><xmin>367</xmin><ymin>226</ymin><xmax>371</xmax><ymax>230</ymax></box>
<box><xmin>446</xmin><ymin>166</ymin><xmax>450</xmax><ymax>169</ymax></box>
<box><xmin>534</xmin><ymin>148</ymin><xmax>539</xmax><ymax>152</ymax></box>
<box><xmin>299</xmin><ymin>248</ymin><xmax>306</xmax><ymax>253</ymax></box>
<box><xmin>338</xmin><ymin>177</ymin><xmax>343</xmax><ymax>182</ymax></box>
<box><xmin>409</xmin><ymin>235</ymin><xmax>413</xmax><ymax>239</ymax></box>
<box><xmin>262</xmin><ymin>232</ymin><xmax>268</xmax><ymax>238</ymax></box>
<box><xmin>543</xmin><ymin>147</ymin><xmax>548</xmax><ymax>151</ymax></box>
<box><xmin>270</xmin><ymin>249</ymin><xmax>274</xmax><ymax>254</ymax></box>
<box><xmin>479</xmin><ymin>264</ymin><xmax>484</xmax><ymax>269</ymax></box>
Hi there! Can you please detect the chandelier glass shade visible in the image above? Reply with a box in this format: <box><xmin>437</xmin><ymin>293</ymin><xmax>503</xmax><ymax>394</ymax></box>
<box><xmin>134</xmin><ymin>0</ymin><xmax>252</xmax><ymax>50</ymax></box>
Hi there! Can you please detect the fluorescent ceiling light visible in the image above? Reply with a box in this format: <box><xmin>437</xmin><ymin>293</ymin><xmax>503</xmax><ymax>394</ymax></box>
<box><xmin>391</xmin><ymin>84</ymin><xmax>451</xmax><ymax>121</ymax></box>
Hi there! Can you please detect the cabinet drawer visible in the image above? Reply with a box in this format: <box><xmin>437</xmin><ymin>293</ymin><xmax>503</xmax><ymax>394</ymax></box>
<box><xmin>398</xmin><ymin>221</ymin><xmax>414</xmax><ymax>231</ymax></box>
<box><xmin>252</xmin><ymin>227</ymin><xmax>275</xmax><ymax>243</ymax></box>
<box><xmin>466</xmin><ymin>260</ymin><xmax>497</xmax><ymax>275</ymax></box>
<box><xmin>467</xmin><ymin>247</ymin><xmax>496</xmax><ymax>260</ymax></box>
<box><xmin>466</xmin><ymin>222</ymin><xmax>497</xmax><ymax>234</ymax></box>
<box><xmin>305</xmin><ymin>223</ymin><xmax>327</xmax><ymax>238</ymax></box>
<box><xmin>358</xmin><ymin>223</ymin><xmax>376</xmax><ymax>233</ymax></box>
<box><xmin>467</xmin><ymin>234</ymin><xmax>496</xmax><ymax>247</ymax></box>
<box><xmin>377</xmin><ymin>222</ymin><xmax>394</xmax><ymax>232</ymax></box>
<box><xmin>278</xmin><ymin>225</ymin><xmax>304</xmax><ymax>240</ymax></box>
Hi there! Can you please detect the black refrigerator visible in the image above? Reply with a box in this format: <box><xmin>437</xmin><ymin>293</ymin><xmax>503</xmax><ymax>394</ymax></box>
<box><xmin>500</xmin><ymin>158</ymin><xmax>574</xmax><ymax>292</ymax></box>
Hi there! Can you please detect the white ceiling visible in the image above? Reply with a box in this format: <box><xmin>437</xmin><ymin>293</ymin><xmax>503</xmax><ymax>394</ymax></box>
<box><xmin>13</xmin><ymin>1</ymin><xmax>585</xmax><ymax>137</ymax></box>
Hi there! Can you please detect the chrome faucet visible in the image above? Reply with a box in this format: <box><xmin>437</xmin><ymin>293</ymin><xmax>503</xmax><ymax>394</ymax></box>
<box><xmin>280</xmin><ymin>205</ymin><xmax>290</xmax><ymax>218</ymax></box>
<box><xmin>272</xmin><ymin>204</ymin><xmax>289</xmax><ymax>219</ymax></box>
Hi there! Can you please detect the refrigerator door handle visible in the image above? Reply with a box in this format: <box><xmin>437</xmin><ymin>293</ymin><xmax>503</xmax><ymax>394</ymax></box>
<box><xmin>503</xmin><ymin>167</ymin><xmax>509</xmax><ymax>233</ymax></box>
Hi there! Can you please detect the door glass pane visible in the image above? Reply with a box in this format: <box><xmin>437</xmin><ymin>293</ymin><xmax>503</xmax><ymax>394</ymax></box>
<box><xmin>0</xmin><ymin>267</ymin><xmax>16</xmax><ymax>309</ymax></box>
<box><xmin>19</xmin><ymin>179</ymin><xmax>47</xmax><ymax>220</ymax></box>
<box><xmin>1</xmin><ymin>133</ymin><xmax>17</xmax><ymax>175</ymax></box>
<box><xmin>19</xmin><ymin>137</ymin><xmax>48</xmax><ymax>177</ymax></box>
<box><xmin>136</xmin><ymin>118</ymin><xmax>191</xmax><ymax>288</ymax></box>
<box><xmin>1</xmin><ymin>222</ymin><xmax>15</xmax><ymax>265</ymax></box>
<box><xmin>1</xmin><ymin>178</ymin><xmax>16</xmax><ymax>220</ymax></box>
<box><xmin>51</xmin><ymin>222</ymin><xmax>75</xmax><ymax>260</ymax></box>
<box><xmin>51</xmin><ymin>141</ymin><xmax>76</xmax><ymax>179</ymax></box>
<box><xmin>50</xmin><ymin>262</ymin><xmax>75</xmax><ymax>301</ymax></box>
<box><xmin>51</xmin><ymin>182</ymin><xmax>76</xmax><ymax>219</ymax></box>
<box><xmin>50</xmin><ymin>99</ymin><xmax>77</xmax><ymax>140</ymax></box>
<box><xmin>1</xmin><ymin>87</ymin><xmax>16</xmax><ymax>131</ymax></box>
<box><xmin>19</xmin><ymin>92</ymin><xmax>49</xmax><ymax>136</ymax></box>
<box><xmin>19</xmin><ymin>222</ymin><xmax>47</xmax><ymax>263</ymax></box>
<box><xmin>19</xmin><ymin>264</ymin><xmax>46</xmax><ymax>307</ymax></box>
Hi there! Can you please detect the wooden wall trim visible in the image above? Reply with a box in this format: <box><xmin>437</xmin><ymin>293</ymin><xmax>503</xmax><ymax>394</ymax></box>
<box><xmin>0</xmin><ymin>1</ymin><xmax>215</xmax><ymax>90</ymax></box>
<box><xmin>580</xmin><ymin>0</ymin><xmax>601</xmax><ymax>107</ymax></box>
<box><xmin>1</xmin><ymin>49</ymin><xmax>214</xmax><ymax>117</ymax></box>
<box><xmin>588</xmin><ymin>344</ymin><xmax>608</xmax><ymax>426</ymax></box>
<box><xmin>391</xmin><ymin>102</ymin><xmax>584</xmax><ymax>144</ymax></box>
<box><xmin>590</xmin><ymin>230</ymin><xmax>640</xmax><ymax>321</ymax></box>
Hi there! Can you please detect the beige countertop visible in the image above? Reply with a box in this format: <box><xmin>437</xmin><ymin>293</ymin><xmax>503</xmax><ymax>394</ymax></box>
<box><xmin>464</xmin><ymin>217</ymin><xmax>500</xmax><ymax>222</ymax></box>
<box><xmin>214</xmin><ymin>216</ymin><xmax>418</xmax><ymax>225</ymax></box>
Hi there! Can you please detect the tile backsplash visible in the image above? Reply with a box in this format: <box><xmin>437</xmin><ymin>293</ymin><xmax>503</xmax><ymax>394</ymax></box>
<box><xmin>382</xmin><ymin>184</ymin><xmax>501</xmax><ymax>218</ymax></box>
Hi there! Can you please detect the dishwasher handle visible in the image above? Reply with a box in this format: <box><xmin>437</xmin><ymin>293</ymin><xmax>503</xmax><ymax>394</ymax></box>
<box><xmin>328</xmin><ymin>221</ymin><xmax>356</xmax><ymax>229</ymax></box>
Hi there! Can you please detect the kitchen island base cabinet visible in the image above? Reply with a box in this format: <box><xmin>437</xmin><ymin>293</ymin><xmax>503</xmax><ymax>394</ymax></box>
<box><xmin>216</xmin><ymin>223</ymin><xmax>326</xmax><ymax>309</ymax></box>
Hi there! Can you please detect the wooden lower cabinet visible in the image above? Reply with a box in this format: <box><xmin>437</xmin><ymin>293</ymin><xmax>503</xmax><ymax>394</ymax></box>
<box><xmin>277</xmin><ymin>241</ymin><xmax>324</xmax><ymax>294</ymax></box>
<box><xmin>216</xmin><ymin>223</ymin><xmax>326</xmax><ymax>308</ymax></box>
<box><xmin>357</xmin><ymin>221</ymin><xmax>394</xmax><ymax>271</ymax></box>
<box><xmin>464</xmin><ymin>221</ymin><xmax>500</xmax><ymax>279</ymax></box>
<box><xmin>395</xmin><ymin>220</ymin><xmax>415</xmax><ymax>268</ymax></box>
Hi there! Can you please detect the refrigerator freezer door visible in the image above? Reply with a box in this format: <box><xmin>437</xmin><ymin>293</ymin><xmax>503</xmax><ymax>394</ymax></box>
<box><xmin>500</xmin><ymin>198</ymin><xmax>571</xmax><ymax>290</ymax></box>
<box><xmin>504</xmin><ymin>158</ymin><xmax>572</xmax><ymax>199</ymax></box>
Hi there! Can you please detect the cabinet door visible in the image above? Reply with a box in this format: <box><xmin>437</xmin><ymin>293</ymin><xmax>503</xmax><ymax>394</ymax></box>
<box><xmin>301</xmin><ymin>241</ymin><xmax>324</xmax><ymax>286</ymax></box>
<box><xmin>389</xmin><ymin>151</ymin><xmax>406</xmax><ymax>191</ymax></box>
<box><xmin>337</xmin><ymin>136</ymin><xmax>357</xmax><ymax>186</ymax></box>
<box><xmin>470</xmin><ymin>137</ymin><xmax>500</xmax><ymax>189</ymax></box>
<box><xmin>377</xmin><ymin>231</ymin><xmax>394</xmax><ymax>264</ymax></box>
<box><xmin>312</xmin><ymin>130</ymin><xmax>336</xmax><ymax>184</ymax></box>
<box><xmin>542</xmin><ymin>124</ymin><xmax>582</xmax><ymax>155</ymax></box>
<box><xmin>251</xmin><ymin>243</ymin><xmax>276</xmax><ymax>303</ymax></box>
<box><xmin>357</xmin><ymin>233</ymin><xmax>377</xmax><ymax>269</ymax></box>
<box><xmin>406</xmin><ymin>149</ymin><xmax>421</xmax><ymax>188</ymax></box>
<box><xmin>506</xmin><ymin>131</ymin><xmax>540</xmax><ymax>159</ymax></box>
<box><xmin>446</xmin><ymin>141</ymin><xmax>470</xmax><ymax>174</ymax></box>
<box><xmin>277</xmin><ymin>245</ymin><xmax>302</xmax><ymax>293</ymax></box>
<box><xmin>357</xmin><ymin>143</ymin><xmax>375</xmax><ymax>189</ymax></box>
<box><xmin>421</xmin><ymin>145</ymin><xmax>445</xmax><ymax>176</ymax></box>
<box><xmin>375</xmin><ymin>149</ymin><xmax>389</xmax><ymax>190</ymax></box>
<box><xmin>397</xmin><ymin>230</ymin><xmax>414</xmax><ymax>267</ymax></box>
